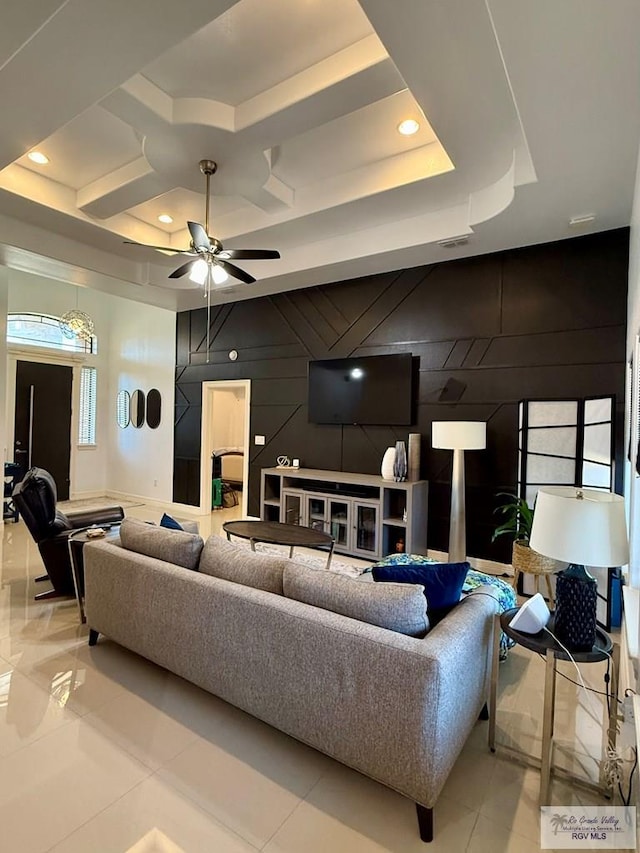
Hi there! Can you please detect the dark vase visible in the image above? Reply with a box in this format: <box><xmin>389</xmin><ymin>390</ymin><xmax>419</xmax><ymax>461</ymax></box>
<box><xmin>393</xmin><ymin>441</ymin><xmax>407</xmax><ymax>482</ymax></box>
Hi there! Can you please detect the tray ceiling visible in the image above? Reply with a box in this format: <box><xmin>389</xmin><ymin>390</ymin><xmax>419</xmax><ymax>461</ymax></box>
<box><xmin>0</xmin><ymin>0</ymin><xmax>638</xmax><ymax>310</ymax></box>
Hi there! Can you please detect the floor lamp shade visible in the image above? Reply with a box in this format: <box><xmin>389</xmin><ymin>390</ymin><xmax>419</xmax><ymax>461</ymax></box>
<box><xmin>432</xmin><ymin>421</ymin><xmax>487</xmax><ymax>562</ymax></box>
<box><xmin>530</xmin><ymin>487</ymin><xmax>629</xmax><ymax>650</ymax></box>
<box><xmin>432</xmin><ymin>421</ymin><xmax>486</xmax><ymax>451</ymax></box>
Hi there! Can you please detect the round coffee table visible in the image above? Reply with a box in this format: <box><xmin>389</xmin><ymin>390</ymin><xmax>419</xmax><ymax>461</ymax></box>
<box><xmin>223</xmin><ymin>520</ymin><xmax>335</xmax><ymax>568</ymax></box>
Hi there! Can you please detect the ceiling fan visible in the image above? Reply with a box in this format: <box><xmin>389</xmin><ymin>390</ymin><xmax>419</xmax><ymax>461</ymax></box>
<box><xmin>124</xmin><ymin>159</ymin><xmax>280</xmax><ymax>287</ymax></box>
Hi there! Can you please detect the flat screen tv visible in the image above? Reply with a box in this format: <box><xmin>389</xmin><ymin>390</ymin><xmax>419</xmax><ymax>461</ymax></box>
<box><xmin>308</xmin><ymin>353</ymin><xmax>414</xmax><ymax>425</ymax></box>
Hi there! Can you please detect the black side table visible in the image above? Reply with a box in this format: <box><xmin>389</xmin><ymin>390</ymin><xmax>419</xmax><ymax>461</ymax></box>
<box><xmin>68</xmin><ymin>525</ymin><xmax>121</xmax><ymax>623</ymax></box>
<box><xmin>488</xmin><ymin>608</ymin><xmax>620</xmax><ymax>804</ymax></box>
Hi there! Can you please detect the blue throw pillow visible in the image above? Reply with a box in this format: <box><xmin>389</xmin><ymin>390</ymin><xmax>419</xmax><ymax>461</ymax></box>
<box><xmin>371</xmin><ymin>561</ymin><xmax>470</xmax><ymax>624</ymax></box>
<box><xmin>160</xmin><ymin>513</ymin><xmax>184</xmax><ymax>531</ymax></box>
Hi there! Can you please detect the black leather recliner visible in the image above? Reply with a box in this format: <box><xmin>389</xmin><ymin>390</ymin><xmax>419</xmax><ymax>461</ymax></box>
<box><xmin>13</xmin><ymin>467</ymin><xmax>124</xmax><ymax>599</ymax></box>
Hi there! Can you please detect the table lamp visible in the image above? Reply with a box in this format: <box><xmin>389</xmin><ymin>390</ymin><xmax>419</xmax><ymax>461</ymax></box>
<box><xmin>529</xmin><ymin>487</ymin><xmax>629</xmax><ymax>651</ymax></box>
<box><xmin>432</xmin><ymin>421</ymin><xmax>486</xmax><ymax>562</ymax></box>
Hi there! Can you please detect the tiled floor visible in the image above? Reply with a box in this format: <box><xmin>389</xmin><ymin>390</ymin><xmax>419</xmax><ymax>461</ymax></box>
<box><xmin>0</xmin><ymin>503</ymin><xmax>630</xmax><ymax>852</ymax></box>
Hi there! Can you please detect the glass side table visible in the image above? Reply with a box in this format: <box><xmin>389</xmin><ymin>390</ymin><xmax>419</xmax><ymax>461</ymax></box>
<box><xmin>488</xmin><ymin>607</ymin><xmax>620</xmax><ymax>804</ymax></box>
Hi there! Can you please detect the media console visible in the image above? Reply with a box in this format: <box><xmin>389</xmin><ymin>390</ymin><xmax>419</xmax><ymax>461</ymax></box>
<box><xmin>260</xmin><ymin>467</ymin><xmax>428</xmax><ymax>561</ymax></box>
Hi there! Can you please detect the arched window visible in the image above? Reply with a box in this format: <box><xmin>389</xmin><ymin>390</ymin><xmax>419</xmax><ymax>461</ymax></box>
<box><xmin>7</xmin><ymin>312</ymin><xmax>97</xmax><ymax>354</ymax></box>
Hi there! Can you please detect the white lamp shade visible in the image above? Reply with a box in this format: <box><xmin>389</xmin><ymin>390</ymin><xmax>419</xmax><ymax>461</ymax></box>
<box><xmin>432</xmin><ymin>421</ymin><xmax>486</xmax><ymax>450</ymax></box>
<box><xmin>189</xmin><ymin>259</ymin><xmax>208</xmax><ymax>285</ymax></box>
<box><xmin>530</xmin><ymin>486</ymin><xmax>629</xmax><ymax>567</ymax></box>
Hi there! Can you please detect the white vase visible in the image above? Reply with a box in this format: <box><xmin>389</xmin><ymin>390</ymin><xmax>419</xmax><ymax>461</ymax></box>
<box><xmin>381</xmin><ymin>447</ymin><xmax>396</xmax><ymax>480</ymax></box>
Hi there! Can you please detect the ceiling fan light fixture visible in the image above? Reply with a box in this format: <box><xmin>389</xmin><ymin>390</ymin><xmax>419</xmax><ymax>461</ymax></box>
<box><xmin>158</xmin><ymin>214</ymin><xmax>173</xmax><ymax>224</ymax></box>
<box><xmin>398</xmin><ymin>119</ymin><xmax>420</xmax><ymax>136</ymax></box>
<box><xmin>28</xmin><ymin>151</ymin><xmax>49</xmax><ymax>165</ymax></box>
<box><xmin>189</xmin><ymin>259</ymin><xmax>209</xmax><ymax>285</ymax></box>
<box><xmin>211</xmin><ymin>264</ymin><xmax>229</xmax><ymax>285</ymax></box>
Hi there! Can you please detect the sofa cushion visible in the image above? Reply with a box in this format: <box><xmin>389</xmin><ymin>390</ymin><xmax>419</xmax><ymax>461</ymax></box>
<box><xmin>119</xmin><ymin>517</ymin><xmax>203</xmax><ymax>571</ymax></box>
<box><xmin>199</xmin><ymin>535</ymin><xmax>285</xmax><ymax>595</ymax></box>
<box><xmin>283</xmin><ymin>562</ymin><xmax>428</xmax><ymax>637</ymax></box>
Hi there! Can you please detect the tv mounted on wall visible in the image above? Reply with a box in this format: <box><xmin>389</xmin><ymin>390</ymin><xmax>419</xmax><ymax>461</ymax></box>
<box><xmin>308</xmin><ymin>353</ymin><xmax>414</xmax><ymax>425</ymax></box>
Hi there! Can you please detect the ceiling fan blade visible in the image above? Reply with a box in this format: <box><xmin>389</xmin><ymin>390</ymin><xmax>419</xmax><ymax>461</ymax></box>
<box><xmin>123</xmin><ymin>241</ymin><xmax>190</xmax><ymax>254</ymax></box>
<box><xmin>218</xmin><ymin>249</ymin><xmax>280</xmax><ymax>260</ymax></box>
<box><xmin>169</xmin><ymin>259</ymin><xmax>197</xmax><ymax>279</ymax></box>
<box><xmin>188</xmin><ymin>221</ymin><xmax>211</xmax><ymax>250</ymax></box>
<box><xmin>217</xmin><ymin>259</ymin><xmax>256</xmax><ymax>284</ymax></box>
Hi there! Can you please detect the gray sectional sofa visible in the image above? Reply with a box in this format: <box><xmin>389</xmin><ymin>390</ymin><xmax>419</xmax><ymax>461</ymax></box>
<box><xmin>83</xmin><ymin>519</ymin><xmax>499</xmax><ymax>843</ymax></box>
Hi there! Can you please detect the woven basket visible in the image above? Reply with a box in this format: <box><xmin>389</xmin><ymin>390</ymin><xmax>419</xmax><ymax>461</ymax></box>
<box><xmin>512</xmin><ymin>540</ymin><xmax>559</xmax><ymax>576</ymax></box>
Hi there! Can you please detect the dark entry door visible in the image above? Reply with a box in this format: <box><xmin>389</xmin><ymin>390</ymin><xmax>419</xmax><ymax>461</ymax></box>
<box><xmin>14</xmin><ymin>361</ymin><xmax>73</xmax><ymax>500</ymax></box>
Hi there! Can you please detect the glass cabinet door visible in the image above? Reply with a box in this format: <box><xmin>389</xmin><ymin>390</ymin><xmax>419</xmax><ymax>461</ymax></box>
<box><xmin>328</xmin><ymin>499</ymin><xmax>350</xmax><ymax>548</ymax></box>
<box><xmin>307</xmin><ymin>495</ymin><xmax>328</xmax><ymax>532</ymax></box>
<box><xmin>282</xmin><ymin>491</ymin><xmax>303</xmax><ymax>525</ymax></box>
<box><xmin>354</xmin><ymin>501</ymin><xmax>379</xmax><ymax>556</ymax></box>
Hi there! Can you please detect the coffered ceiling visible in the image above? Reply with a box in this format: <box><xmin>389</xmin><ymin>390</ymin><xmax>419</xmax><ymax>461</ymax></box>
<box><xmin>0</xmin><ymin>0</ymin><xmax>639</xmax><ymax>310</ymax></box>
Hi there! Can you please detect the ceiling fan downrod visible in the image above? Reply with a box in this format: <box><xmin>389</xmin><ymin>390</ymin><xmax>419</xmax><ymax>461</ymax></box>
<box><xmin>199</xmin><ymin>159</ymin><xmax>217</xmax><ymax>238</ymax></box>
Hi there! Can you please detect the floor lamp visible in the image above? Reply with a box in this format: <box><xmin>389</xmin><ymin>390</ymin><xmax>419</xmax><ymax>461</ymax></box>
<box><xmin>432</xmin><ymin>421</ymin><xmax>486</xmax><ymax>562</ymax></box>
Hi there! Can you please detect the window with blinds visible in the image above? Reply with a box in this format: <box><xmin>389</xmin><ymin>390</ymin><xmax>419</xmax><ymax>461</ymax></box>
<box><xmin>78</xmin><ymin>366</ymin><xmax>97</xmax><ymax>445</ymax></box>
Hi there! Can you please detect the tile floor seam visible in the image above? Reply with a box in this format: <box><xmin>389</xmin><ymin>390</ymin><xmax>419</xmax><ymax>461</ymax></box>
<box><xmin>258</xmin><ymin>761</ymin><xmax>335</xmax><ymax>850</ymax></box>
<box><xmin>79</xmin><ymin>700</ymin><xmax>202</xmax><ymax>773</ymax></box>
<box><xmin>0</xmin><ymin>666</ymin><xmax>84</xmax><ymax>763</ymax></box>
<box><xmin>13</xmin><ymin>658</ymin><xmax>94</xmax><ymax>720</ymax></box>
<box><xmin>152</xmin><ymin>743</ymin><xmax>301</xmax><ymax>849</ymax></box>
<box><xmin>42</xmin><ymin>773</ymin><xmax>154</xmax><ymax>853</ymax></box>
<box><xmin>464</xmin><ymin>808</ymin><xmax>484</xmax><ymax>851</ymax></box>
<box><xmin>147</xmin><ymin>766</ymin><xmax>264</xmax><ymax>852</ymax></box>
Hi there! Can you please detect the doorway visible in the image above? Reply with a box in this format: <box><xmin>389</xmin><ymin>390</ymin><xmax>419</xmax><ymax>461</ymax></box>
<box><xmin>200</xmin><ymin>380</ymin><xmax>251</xmax><ymax>518</ymax></box>
<box><xmin>14</xmin><ymin>360</ymin><xmax>73</xmax><ymax>499</ymax></box>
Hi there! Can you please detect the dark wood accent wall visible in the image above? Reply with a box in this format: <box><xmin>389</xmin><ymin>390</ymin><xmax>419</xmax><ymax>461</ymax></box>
<box><xmin>174</xmin><ymin>228</ymin><xmax>628</xmax><ymax>561</ymax></box>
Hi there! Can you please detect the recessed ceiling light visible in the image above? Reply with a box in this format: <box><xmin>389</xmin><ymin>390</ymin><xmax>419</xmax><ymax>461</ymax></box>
<box><xmin>397</xmin><ymin>119</ymin><xmax>420</xmax><ymax>136</ymax></box>
<box><xmin>27</xmin><ymin>151</ymin><xmax>49</xmax><ymax>165</ymax></box>
<box><xmin>158</xmin><ymin>214</ymin><xmax>173</xmax><ymax>224</ymax></box>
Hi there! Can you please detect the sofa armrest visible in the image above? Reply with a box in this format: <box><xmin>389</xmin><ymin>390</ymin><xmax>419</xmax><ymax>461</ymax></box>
<box><xmin>415</xmin><ymin>586</ymin><xmax>499</xmax><ymax>799</ymax></box>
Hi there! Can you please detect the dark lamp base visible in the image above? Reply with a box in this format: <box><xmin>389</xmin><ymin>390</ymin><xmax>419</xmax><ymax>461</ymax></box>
<box><xmin>554</xmin><ymin>563</ymin><xmax>597</xmax><ymax>652</ymax></box>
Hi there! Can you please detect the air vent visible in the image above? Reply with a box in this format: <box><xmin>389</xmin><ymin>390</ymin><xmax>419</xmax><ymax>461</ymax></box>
<box><xmin>438</xmin><ymin>235</ymin><xmax>470</xmax><ymax>249</ymax></box>
<box><xmin>568</xmin><ymin>214</ymin><xmax>596</xmax><ymax>228</ymax></box>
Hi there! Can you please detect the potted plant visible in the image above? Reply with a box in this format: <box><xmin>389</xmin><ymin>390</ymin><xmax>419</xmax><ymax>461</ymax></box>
<box><xmin>492</xmin><ymin>492</ymin><xmax>559</xmax><ymax>581</ymax></box>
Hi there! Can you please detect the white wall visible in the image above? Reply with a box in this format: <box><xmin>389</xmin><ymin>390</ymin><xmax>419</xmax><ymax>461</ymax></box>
<box><xmin>0</xmin><ymin>269</ymin><xmax>7</xmax><ymax>470</ymax></box>
<box><xmin>106</xmin><ymin>294</ymin><xmax>176</xmax><ymax>502</ymax></box>
<box><xmin>6</xmin><ymin>272</ymin><xmax>111</xmax><ymax>496</ymax></box>
<box><xmin>210</xmin><ymin>388</ymin><xmax>245</xmax><ymax>451</ymax></box>
<box><xmin>3</xmin><ymin>269</ymin><xmax>176</xmax><ymax>502</ymax></box>
<box><xmin>627</xmin><ymin>144</ymin><xmax>640</xmax><ymax>587</ymax></box>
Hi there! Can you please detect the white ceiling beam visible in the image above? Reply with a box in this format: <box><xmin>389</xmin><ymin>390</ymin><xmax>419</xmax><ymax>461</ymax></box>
<box><xmin>77</xmin><ymin>157</ymin><xmax>174</xmax><ymax>220</ymax></box>
<box><xmin>213</xmin><ymin>142</ymin><xmax>454</xmax><ymax>239</ymax></box>
<box><xmin>238</xmin><ymin>58</ymin><xmax>405</xmax><ymax>151</ymax></box>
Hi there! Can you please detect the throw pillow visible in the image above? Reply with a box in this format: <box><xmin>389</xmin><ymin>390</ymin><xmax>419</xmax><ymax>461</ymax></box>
<box><xmin>160</xmin><ymin>512</ymin><xmax>184</xmax><ymax>531</ymax></box>
<box><xmin>199</xmin><ymin>535</ymin><xmax>286</xmax><ymax>595</ymax></box>
<box><xmin>371</xmin><ymin>560</ymin><xmax>470</xmax><ymax>624</ymax></box>
<box><xmin>283</xmin><ymin>562</ymin><xmax>428</xmax><ymax>637</ymax></box>
<box><xmin>119</xmin><ymin>517</ymin><xmax>204</xmax><ymax>571</ymax></box>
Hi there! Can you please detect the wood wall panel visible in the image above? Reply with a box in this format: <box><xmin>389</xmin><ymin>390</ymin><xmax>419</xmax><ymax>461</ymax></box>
<box><xmin>174</xmin><ymin>229</ymin><xmax>629</xmax><ymax>562</ymax></box>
